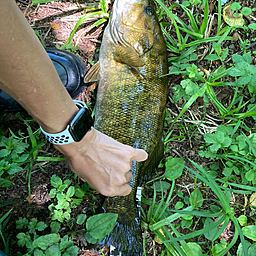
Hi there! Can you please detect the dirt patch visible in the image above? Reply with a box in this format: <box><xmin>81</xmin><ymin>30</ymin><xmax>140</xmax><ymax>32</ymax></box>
<box><xmin>1</xmin><ymin>0</ymin><xmax>256</xmax><ymax>255</ymax></box>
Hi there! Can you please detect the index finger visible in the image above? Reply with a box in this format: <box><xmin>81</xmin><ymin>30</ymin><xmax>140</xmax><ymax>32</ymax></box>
<box><xmin>131</xmin><ymin>148</ymin><xmax>148</xmax><ymax>162</ymax></box>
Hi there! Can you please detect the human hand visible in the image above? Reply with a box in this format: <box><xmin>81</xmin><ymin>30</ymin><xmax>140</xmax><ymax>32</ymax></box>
<box><xmin>54</xmin><ymin>127</ymin><xmax>148</xmax><ymax>197</ymax></box>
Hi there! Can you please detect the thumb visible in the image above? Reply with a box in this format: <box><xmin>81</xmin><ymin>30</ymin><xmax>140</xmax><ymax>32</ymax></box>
<box><xmin>131</xmin><ymin>148</ymin><xmax>148</xmax><ymax>162</ymax></box>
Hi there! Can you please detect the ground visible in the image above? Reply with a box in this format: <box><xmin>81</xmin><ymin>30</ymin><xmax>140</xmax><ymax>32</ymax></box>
<box><xmin>0</xmin><ymin>0</ymin><xmax>256</xmax><ymax>255</ymax></box>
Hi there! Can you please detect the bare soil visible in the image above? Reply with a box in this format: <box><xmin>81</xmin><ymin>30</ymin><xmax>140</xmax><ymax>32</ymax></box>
<box><xmin>1</xmin><ymin>0</ymin><xmax>256</xmax><ymax>255</ymax></box>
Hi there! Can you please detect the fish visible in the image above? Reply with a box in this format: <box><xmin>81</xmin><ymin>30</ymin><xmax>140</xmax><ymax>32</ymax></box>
<box><xmin>84</xmin><ymin>0</ymin><xmax>168</xmax><ymax>254</ymax></box>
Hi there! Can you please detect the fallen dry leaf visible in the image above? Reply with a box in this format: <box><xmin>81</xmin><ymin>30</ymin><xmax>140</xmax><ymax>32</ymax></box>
<box><xmin>26</xmin><ymin>194</ymin><xmax>35</xmax><ymax>204</ymax></box>
<box><xmin>50</xmin><ymin>22</ymin><xmax>60</xmax><ymax>30</ymax></box>
<box><xmin>218</xmin><ymin>220</ymin><xmax>234</xmax><ymax>242</ymax></box>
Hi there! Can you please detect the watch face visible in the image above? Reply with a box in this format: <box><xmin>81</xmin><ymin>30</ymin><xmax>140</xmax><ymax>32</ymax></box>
<box><xmin>69</xmin><ymin>108</ymin><xmax>93</xmax><ymax>142</ymax></box>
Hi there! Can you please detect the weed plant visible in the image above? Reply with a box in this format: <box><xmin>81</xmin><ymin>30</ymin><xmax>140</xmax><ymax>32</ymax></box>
<box><xmin>1</xmin><ymin>0</ymin><xmax>256</xmax><ymax>255</ymax></box>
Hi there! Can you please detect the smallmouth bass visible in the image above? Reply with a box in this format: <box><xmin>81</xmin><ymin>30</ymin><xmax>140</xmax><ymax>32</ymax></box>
<box><xmin>84</xmin><ymin>0</ymin><xmax>168</xmax><ymax>254</ymax></box>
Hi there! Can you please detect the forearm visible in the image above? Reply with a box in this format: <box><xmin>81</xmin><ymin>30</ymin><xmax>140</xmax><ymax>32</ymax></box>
<box><xmin>0</xmin><ymin>0</ymin><xmax>148</xmax><ymax>197</ymax></box>
<box><xmin>0</xmin><ymin>0</ymin><xmax>78</xmax><ymax>133</ymax></box>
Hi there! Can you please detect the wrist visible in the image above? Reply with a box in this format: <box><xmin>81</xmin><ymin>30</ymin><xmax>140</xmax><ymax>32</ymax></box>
<box><xmin>53</xmin><ymin>127</ymin><xmax>96</xmax><ymax>153</ymax></box>
<box><xmin>37</xmin><ymin>100</ymin><xmax>79</xmax><ymax>134</ymax></box>
<box><xmin>40</xmin><ymin>100</ymin><xmax>93</xmax><ymax>145</ymax></box>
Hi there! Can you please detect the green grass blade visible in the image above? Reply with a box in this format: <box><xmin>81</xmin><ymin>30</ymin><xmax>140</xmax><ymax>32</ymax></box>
<box><xmin>217</xmin><ymin>0</ymin><xmax>222</xmax><ymax>34</ymax></box>
<box><xmin>36</xmin><ymin>156</ymin><xmax>65</xmax><ymax>162</ymax></box>
<box><xmin>60</xmin><ymin>11</ymin><xmax>108</xmax><ymax>50</ymax></box>
<box><xmin>99</xmin><ymin>0</ymin><xmax>107</xmax><ymax>13</ymax></box>
<box><xmin>171</xmin><ymin>83</ymin><xmax>208</xmax><ymax>127</ymax></box>
<box><xmin>179</xmin><ymin>5</ymin><xmax>199</xmax><ymax>33</ymax></box>
<box><xmin>215</xmin><ymin>224</ymin><xmax>240</xmax><ymax>256</ymax></box>
<box><xmin>154</xmin><ymin>0</ymin><xmax>182</xmax><ymax>45</ymax></box>
<box><xmin>169</xmin><ymin>210</ymin><xmax>223</xmax><ymax>218</ymax></box>
<box><xmin>216</xmin><ymin>181</ymin><xmax>256</xmax><ymax>192</ymax></box>
<box><xmin>185</xmin><ymin>36</ymin><xmax>233</xmax><ymax>48</ymax></box>
<box><xmin>92</xmin><ymin>18</ymin><xmax>107</xmax><ymax>28</ymax></box>
<box><xmin>218</xmin><ymin>186</ymin><xmax>252</xmax><ymax>194</ymax></box>
<box><xmin>199</xmin><ymin>0</ymin><xmax>209</xmax><ymax>36</ymax></box>
<box><xmin>150</xmin><ymin>206</ymin><xmax>193</xmax><ymax>231</ymax></box>
<box><xmin>218</xmin><ymin>155</ymin><xmax>256</xmax><ymax>167</ymax></box>
<box><xmin>169</xmin><ymin>223</ymin><xmax>194</xmax><ymax>256</ymax></box>
<box><xmin>0</xmin><ymin>208</ymin><xmax>12</xmax><ymax>225</ymax></box>
<box><xmin>231</xmin><ymin>216</ymin><xmax>249</xmax><ymax>256</ymax></box>
<box><xmin>186</xmin><ymin>161</ymin><xmax>231</xmax><ymax>212</ymax></box>
<box><xmin>177</xmin><ymin>26</ymin><xmax>203</xmax><ymax>39</ymax></box>
<box><xmin>156</xmin><ymin>181</ymin><xmax>175</xmax><ymax>221</ymax></box>
<box><xmin>165</xmin><ymin>214</ymin><xmax>226</xmax><ymax>242</ymax></box>
<box><xmin>213</xmin><ymin>216</ymin><xmax>229</xmax><ymax>241</ymax></box>
<box><xmin>242</xmin><ymin>132</ymin><xmax>256</xmax><ymax>157</ymax></box>
<box><xmin>206</xmin><ymin>84</ymin><xmax>228</xmax><ymax>115</ymax></box>
<box><xmin>155</xmin><ymin>227</ymin><xmax>186</xmax><ymax>256</ymax></box>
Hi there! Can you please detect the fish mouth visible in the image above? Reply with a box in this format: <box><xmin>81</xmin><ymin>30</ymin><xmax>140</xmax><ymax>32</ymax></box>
<box><xmin>109</xmin><ymin>0</ymin><xmax>155</xmax><ymax>56</ymax></box>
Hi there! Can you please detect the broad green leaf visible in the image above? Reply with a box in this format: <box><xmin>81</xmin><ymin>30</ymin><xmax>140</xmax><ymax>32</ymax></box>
<box><xmin>36</xmin><ymin>221</ymin><xmax>47</xmax><ymax>231</ymax></box>
<box><xmin>34</xmin><ymin>249</ymin><xmax>44</xmax><ymax>256</ymax></box>
<box><xmin>175</xmin><ymin>201</ymin><xmax>184</xmax><ymax>210</ymax></box>
<box><xmin>181</xmin><ymin>218</ymin><xmax>192</xmax><ymax>229</ymax></box>
<box><xmin>249</xmin><ymin>193</ymin><xmax>256</xmax><ymax>209</ymax></box>
<box><xmin>248</xmin><ymin>244</ymin><xmax>256</xmax><ymax>255</ymax></box>
<box><xmin>76</xmin><ymin>214</ymin><xmax>87</xmax><ymax>225</ymax></box>
<box><xmin>45</xmin><ymin>244</ymin><xmax>61</xmax><ymax>256</ymax></box>
<box><xmin>205</xmin><ymin>54</ymin><xmax>219</xmax><ymax>61</ymax></box>
<box><xmin>84</xmin><ymin>232</ymin><xmax>100</xmax><ymax>244</ymax></box>
<box><xmin>33</xmin><ymin>234</ymin><xmax>60</xmax><ymax>250</ymax></box>
<box><xmin>242</xmin><ymin>226</ymin><xmax>256</xmax><ymax>241</ymax></box>
<box><xmin>0</xmin><ymin>149</ymin><xmax>10</xmax><ymax>158</ymax></box>
<box><xmin>243</xmin><ymin>53</ymin><xmax>252</xmax><ymax>64</ymax></box>
<box><xmin>189</xmin><ymin>188</ymin><xmax>203</xmax><ymax>208</ymax></box>
<box><xmin>16</xmin><ymin>217</ymin><xmax>29</xmax><ymax>229</ymax></box>
<box><xmin>64</xmin><ymin>245</ymin><xmax>79</xmax><ymax>256</ymax></box>
<box><xmin>51</xmin><ymin>175</ymin><xmax>62</xmax><ymax>188</ymax></box>
<box><xmin>164</xmin><ymin>157</ymin><xmax>184</xmax><ymax>181</ymax></box>
<box><xmin>232</xmin><ymin>54</ymin><xmax>245</xmax><ymax>63</ymax></box>
<box><xmin>213</xmin><ymin>43</ymin><xmax>222</xmax><ymax>56</ymax></box>
<box><xmin>52</xmin><ymin>210</ymin><xmax>64</xmax><ymax>223</ymax></box>
<box><xmin>187</xmin><ymin>242</ymin><xmax>203</xmax><ymax>256</ymax></box>
<box><xmin>75</xmin><ymin>187</ymin><xmax>85</xmax><ymax>198</ymax></box>
<box><xmin>230</xmin><ymin>2</ymin><xmax>241</xmax><ymax>11</ymax></box>
<box><xmin>151</xmin><ymin>181</ymin><xmax>170</xmax><ymax>192</ymax></box>
<box><xmin>16</xmin><ymin>153</ymin><xmax>29</xmax><ymax>163</ymax></box>
<box><xmin>7</xmin><ymin>163</ymin><xmax>23</xmax><ymax>175</ymax></box>
<box><xmin>59</xmin><ymin>235</ymin><xmax>73</xmax><ymax>251</ymax></box>
<box><xmin>66</xmin><ymin>186</ymin><xmax>75</xmax><ymax>198</ymax></box>
<box><xmin>237</xmin><ymin>240</ymin><xmax>256</xmax><ymax>256</ymax></box>
<box><xmin>203</xmin><ymin>218</ymin><xmax>218</xmax><ymax>241</ymax></box>
<box><xmin>249</xmin><ymin>23</ymin><xmax>256</xmax><ymax>30</ymax></box>
<box><xmin>50</xmin><ymin>221</ymin><xmax>60</xmax><ymax>233</ymax></box>
<box><xmin>86</xmin><ymin>213</ymin><xmax>118</xmax><ymax>240</ymax></box>
<box><xmin>237</xmin><ymin>215</ymin><xmax>247</xmax><ymax>226</ymax></box>
<box><xmin>241</xmin><ymin>7</ymin><xmax>252</xmax><ymax>16</ymax></box>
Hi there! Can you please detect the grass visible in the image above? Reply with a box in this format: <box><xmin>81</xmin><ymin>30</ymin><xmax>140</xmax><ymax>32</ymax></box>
<box><xmin>1</xmin><ymin>0</ymin><xmax>256</xmax><ymax>255</ymax></box>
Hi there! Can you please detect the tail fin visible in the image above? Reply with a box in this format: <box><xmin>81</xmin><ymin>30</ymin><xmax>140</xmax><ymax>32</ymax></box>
<box><xmin>97</xmin><ymin>195</ymin><xmax>143</xmax><ymax>255</ymax></box>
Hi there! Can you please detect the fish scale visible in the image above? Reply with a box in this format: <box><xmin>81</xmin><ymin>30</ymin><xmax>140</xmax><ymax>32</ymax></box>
<box><xmin>85</xmin><ymin>0</ymin><xmax>168</xmax><ymax>254</ymax></box>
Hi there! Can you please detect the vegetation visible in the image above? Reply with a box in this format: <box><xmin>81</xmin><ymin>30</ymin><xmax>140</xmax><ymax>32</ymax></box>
<box><xmin>1</xmin><ymin>0</ymin><xmax>256</xmax><ymax>255</ymax></box>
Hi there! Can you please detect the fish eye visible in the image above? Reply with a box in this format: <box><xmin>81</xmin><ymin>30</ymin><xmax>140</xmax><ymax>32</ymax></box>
<box><xmin>145</xmin><ymin>6</ymin><xmax>154</xmax><ymax>16</ymax></box>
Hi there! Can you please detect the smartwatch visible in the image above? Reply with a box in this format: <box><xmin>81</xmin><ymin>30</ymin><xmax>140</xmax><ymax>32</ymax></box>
<box><xmin>40</xmin><ymin>100</ymin><xmax>93</xmax><ymax>145</ymax></box>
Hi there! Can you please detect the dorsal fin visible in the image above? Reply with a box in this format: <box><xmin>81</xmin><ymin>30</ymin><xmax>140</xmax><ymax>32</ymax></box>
<box><xmin>84</xmin><ymin>61</ymin><xmax>101</xmax><ymax>83</ymax></box>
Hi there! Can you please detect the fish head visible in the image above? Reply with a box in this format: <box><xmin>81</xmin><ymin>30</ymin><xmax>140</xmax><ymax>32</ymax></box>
<box><xmin>110</xmin><ymin>0</ymin><xmax>158</xmax><ymax>56</ymax></box>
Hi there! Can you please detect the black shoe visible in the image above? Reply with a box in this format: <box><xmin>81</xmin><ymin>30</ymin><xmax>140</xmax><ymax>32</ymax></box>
<box><xmin>0</xmin><ymin>48</ymin><xmax>87</xmax><ymax>113</ymax></box>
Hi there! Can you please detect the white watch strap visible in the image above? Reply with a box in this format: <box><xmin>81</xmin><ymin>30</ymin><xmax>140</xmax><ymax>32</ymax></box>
<box><xmin>40</xmin><ymin>100</ymin><xmax>87</xmax><ymax>145</ymax></box>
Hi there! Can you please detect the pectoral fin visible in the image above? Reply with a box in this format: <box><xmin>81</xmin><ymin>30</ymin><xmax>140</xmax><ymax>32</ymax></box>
<box><xmin>114</xmin><ymin>45</ymin><xmax>144</xmax><ymax>67</ymax></box>
<box><xmin>84</xmin><ymin>61</ymin><xmax>101</xmax><ymax>83</ymax></box>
